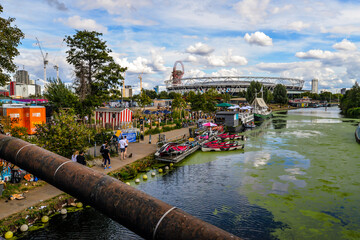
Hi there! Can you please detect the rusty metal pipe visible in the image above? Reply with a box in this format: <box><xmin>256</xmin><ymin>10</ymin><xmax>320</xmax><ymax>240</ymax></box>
<box><xmin>0</xmin><ymin>135</ymin><xmax>241</xmax><ymax>240</ymax></box>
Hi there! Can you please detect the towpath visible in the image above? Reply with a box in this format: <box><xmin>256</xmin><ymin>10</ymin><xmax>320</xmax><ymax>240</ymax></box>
<box><xmin>0</xmin><ymin>127</ymin><xmax>191</xmax><ymax>220</ymax></box>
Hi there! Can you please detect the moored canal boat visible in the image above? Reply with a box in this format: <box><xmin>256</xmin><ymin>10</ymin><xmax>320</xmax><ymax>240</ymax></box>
<box><xmin>201</xmin><ymin>140</ymin><xmax>244</xmax><ymax>152</ymax></box>
<box><xmin>355</xmin><ymin>123</ymin><xmax>360</xmax><ymax>143</ymax></box>
<box><xmin>252</xmin><ymin>97</ymin><xmax>273</xmax><ymax>121</ymax></box>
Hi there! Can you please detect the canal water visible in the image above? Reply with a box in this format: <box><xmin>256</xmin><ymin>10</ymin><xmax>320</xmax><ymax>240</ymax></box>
<box><xmin>20</xmin><ymin>107</ymin><xmax>360</xmax><ymax>240</ymax></box>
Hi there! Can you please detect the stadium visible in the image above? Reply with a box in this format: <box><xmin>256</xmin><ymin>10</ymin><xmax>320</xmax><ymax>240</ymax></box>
<box><xmin>165</xmin><ymin>61</ymin><xmax>306</xmax><ymax>95</ymax></box>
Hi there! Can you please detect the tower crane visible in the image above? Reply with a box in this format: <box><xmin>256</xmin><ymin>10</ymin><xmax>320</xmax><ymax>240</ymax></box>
<box><xmin>54</xmin><ymin>64</ymin><xmax>59</xmax><ymax>83</ymax></box>
<box><xmin>52</xmin><ymin>39</ymin><xmax>64</xmax><ymax>84</ymax></box>
<box><xmin>138</xmin><ymin>71</ymin><xmax>144</xmax><ymax>93</ymax></box>
<box><xmin>35</xmin><ymin>37</ymin><xmax>49</xmax><ymax>85</ymax></box>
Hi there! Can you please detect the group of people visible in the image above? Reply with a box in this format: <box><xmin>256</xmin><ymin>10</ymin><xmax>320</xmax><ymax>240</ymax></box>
<box><xmin>71</xmin><ymin>150</ymin><xmax>86</xmax><ymax>165</ymax></box>
<box><xmin>70</xmin><ymin>134</ymin><xmax>129</xmax><ymax>170</ymax></box>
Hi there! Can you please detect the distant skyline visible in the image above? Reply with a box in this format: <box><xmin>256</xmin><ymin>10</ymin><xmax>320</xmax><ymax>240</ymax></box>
<box><xmin>3</xmin><ymin>0</ymin><xmax>360</xmax><ymax>93</ymax></box>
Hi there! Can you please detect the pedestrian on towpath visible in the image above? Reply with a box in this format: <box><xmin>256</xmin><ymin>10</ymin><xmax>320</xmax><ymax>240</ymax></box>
<box><xmin>119</xmin><ymin>136</ymin><xmax>126</xmax><ymax>160</ymax></box>
<box><xmin>76</xmin><ymin>151</ymin><xmax>86</xmax><ymax>166</ymax></box>
<box><xmin>102</xmin><ymin>145</ymin><xmax>111</xmax><ymax>169</ymax></box>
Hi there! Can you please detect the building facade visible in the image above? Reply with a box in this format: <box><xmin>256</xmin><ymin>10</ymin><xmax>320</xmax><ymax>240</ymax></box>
<box><xmin>311</xmin><ymin>79</ymin><xmax>318</xmax><ymax>94</ymax></box>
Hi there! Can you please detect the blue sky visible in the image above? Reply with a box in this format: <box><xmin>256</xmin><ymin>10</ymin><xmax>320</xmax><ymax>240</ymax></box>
<box><xmin>3</xmin><ymin>0</ymin><xmax>360</xmax><ymax>93</ymax></box>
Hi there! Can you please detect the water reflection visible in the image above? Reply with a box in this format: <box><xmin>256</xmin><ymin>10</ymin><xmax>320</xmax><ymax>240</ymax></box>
<box><xmin>272</xmin><ymin>117</ymin><xmax>287</xmax><ymax>129</ymax></box>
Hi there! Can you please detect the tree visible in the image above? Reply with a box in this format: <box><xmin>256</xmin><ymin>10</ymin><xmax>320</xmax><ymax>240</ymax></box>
<box><xmin>0</xmin><ymin>4</ymin><xmax>24</xmax><ymax>85</ymax></box>
<box><xmin>340</xmin><ymin>82</ymin><xmax>360</xmax><ymax>116</ymax></box>
<box><xmin>246</xmin><ymin>81</ymin><xmax>262</xmax><ymax>103</ymax></box>
<box><xmin>136</xmin><ymin>91</ymin><xmax>153</xmax><ymax>110</ymax></box>
<box><xmin>143</xmin><ymin>89</ymin><xmax>157</xmax><ymax>99</ymax></box>
<box><xmin>65</xmin><ymin>30</ymin><xmax>126</xmax><ymax>119</ymax></box>
<box><xmin>43</xmin><ymin>78</ymin><xmax>79</xmax><ymax>113</ymax></box>
<box><xmin>34</xmin><ymin>109</ymin><xmax>93</xmax><ymax>158</ymax></box>
<box><xmin>273</xmin><ymin>84</ymin><xmax>288</xmax><ymax>105</ymax></box>
<box><xmin>158</xmin><ymin>91</ymin><xmax>169</xmax><ymax>99</ymax></box>
<box><xmin>220</xmin><ymin>93</ymin><xmax>231</xmax><ymax>103</ymax></box>
<box><xmin>168</xmin><ymin>92</ymin><xmax>178</xmax><ymax>99</ymax></box>
<box><xmin>171</xmin><ymin>93</ymin><xmax>186</xmax><ymax>109</ymax></box>
<box><xmin>171</xmin><ymin>93</ymin><xmax>187</xmax><ymax>119</ymax></box>
<box><xmin>188</xmin><ymin>93</ymin><xmax>205</xmax><ymax>112</ymax></box>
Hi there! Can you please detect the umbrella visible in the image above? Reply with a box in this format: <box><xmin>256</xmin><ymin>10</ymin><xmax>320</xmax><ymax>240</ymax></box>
<box><xmin>216</xmin><ymin>102</ymin><xmax>233</xmax><ymax>107</ymax></box>
<box><xmin>228</xmin><ymin>105</ymin><xmax>240</xmax><ymax>109</ymax></box>
<box><xmin>203</xmin><ymin>122</ymin><xmax>217</xmax><ymax>127</ymax></box>
<box><xmin>143</xmin><ymin>110</ymin><xmax>151</xmax><ymax>114</ymax></box>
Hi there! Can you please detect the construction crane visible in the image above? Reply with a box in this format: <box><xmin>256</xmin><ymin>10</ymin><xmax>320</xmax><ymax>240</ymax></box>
<box><xmin>52</xmin><ymin>39</ymin><xmax>64</xmax><ymax>84</ymax></box>
<box><xmin>35</xmin><ymin>37</ymin><xmax>49</xmax><ymax>85</ymax></box>
<box><xmin>54</xmin><ymin>64</ymin><xmax>59</xmax><ymax>83</ymax></box>
<box><xmin>138</xmin><ymin>72</ymin><xmax>144</xmax><ymax>93</ymax></box>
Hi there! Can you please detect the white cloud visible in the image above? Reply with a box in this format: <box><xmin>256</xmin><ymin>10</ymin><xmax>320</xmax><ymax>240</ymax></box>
<box><xmin>115</xmin><ymin>57</ymin><xmax>153</xmax><ymax>74</ymax></box>
<box><xmin>211</xmin><ymin>68</ymin><xmax>243</xmax><ymax>77</ymax></box>
<box><xmin>57</xmin><ymin>16</ymin><xmax>107</xmax><ymax>33</ymax></box>
<box><xmin>186</xmin><ymin>42</ymin><xmax>214</xmax><ymax>56</ymax></box>
<box><xmin>150</xmin><ymin>50</ymin><xmax>167</xmax><ymax>72</ymax></box>
<box><xmin>287</xmin><ymin>21</ymin><xmax>310</xmax><ymax>31</ymax></box>
<box><xmin>207</xmin><ymin>55</ymin><xmax>226</xmax><ymax>67</ymax></box>
<box><xmin>184</xmin><ymin>55</ymin><xmax>198</xmax><ymax>62</ymax></box>
<box><xmin>233</xmin><ymin>0</ymin><xmax>270</xmax><ymax>24</ymax></box>
<box><xmin>244</xmin><ymin>32</ymin><xmax>273</xmax><ymax>46</ymax></box>
<box><xmin>185</xmin><ymin>69</ymin><xmax>206</xmax><ymax>78</ymax></box>
<box><xmin>332</xmin><ymin>39</ymin><xmax>357</xmax><ymax>51</ymax></box>
<box><xmin>227</xmin><ymin>49</ymin><xmax>248</xmax><ymax>65</ymax></box>
<box><xmin>295</xmin><ymin>50</ymin><xmax>334</xmax><ymax>59</ymax></box>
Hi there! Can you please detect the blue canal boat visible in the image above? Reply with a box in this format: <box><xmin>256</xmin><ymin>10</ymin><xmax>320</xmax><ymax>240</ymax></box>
<box><xmin>355</xmin><ymin>123</ymin><xmax>360</xmax><ymax>143</ymax></box>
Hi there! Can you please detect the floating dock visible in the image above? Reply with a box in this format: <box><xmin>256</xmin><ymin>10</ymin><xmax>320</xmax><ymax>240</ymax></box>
<box><xmin>155</xmin><ymin>135</ymin><xmax>215</xmax><ymax>163</ymax></box>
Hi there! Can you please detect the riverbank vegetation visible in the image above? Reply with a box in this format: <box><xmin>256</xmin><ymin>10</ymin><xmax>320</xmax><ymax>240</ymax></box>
<box><xmin>0</xmin><ymin>194</ymin><xmax>79</xmax><ymax>237</ymax></box>
<box><xmin>340</xmin><ymin>82</ymin><xmax>360</xmax><ymax>117</ymax></box>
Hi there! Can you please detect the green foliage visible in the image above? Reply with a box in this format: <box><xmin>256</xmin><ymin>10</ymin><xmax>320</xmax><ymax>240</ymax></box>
<box><xmin>143</xmin><ymin>89</ymin><xmax>157</xmax><ymax>99</ymax></box>
<box><xmin>168</xmin><ymin>92</ymin><xmax>178</xmax><ymax>99</ymax></box>
<box><xmin>43</xmin><ymin>78</ymin><xmax>79</xmax><ymax>113</ymax></box>
<box><xmin>273</xmin><ymin>84</ymin><xmax>288</xmax><ymax>104</ymax></box>
<box><xmin>136</xmin><ymin>91</ymin><xmax>153</xmax><ymax>109</ymax></box>
<box><xmin>340</xmin><ymin>82</ymin><xmax>360</xmax><ymax>117</ymax></box>
<box><xmin>10</xmin><ymin>126</ymin><xmax>28</xmax><ymax>140</ymax></box>
<box><xmin>246</xmin><ymin>81</ymin><xmax>263</xmax><ymax>103</ymax></box>
<box><xmin>220</xmin><ymin>93</ymin><xmax>231</xmax><ymax>102</ymax></box>
<box><xmin>0</xmin><ymin>5</ymin><xmax>24</xmax><ymax>85</ymax></box>
<box><xmin>34</xmin><ymin>109</ymin><xmax>93</xmax><ymax>158</ymax></box>
<box><xmin>158</xmin><ymin>91</ymin><xmax>169</xmax><ymax>99</ymax></box>
<box><xmin>187</xmin><ymin>90</ymin><xmax>217</xmax><ymax>113</ymax></box>
<box><xmin>171</xmin><ymin>93</ymin><xmax>186</xmax><ymax>110</ymax></box>
<box><xmin>65</xmin><ymin>30</ymin><xmax>126</xmax><ymax>119</ymax></box>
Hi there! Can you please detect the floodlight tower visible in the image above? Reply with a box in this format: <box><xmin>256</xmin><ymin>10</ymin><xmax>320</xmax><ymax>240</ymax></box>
<box><xmin>35</xmin><ymin>37</ymin><xmax>49</xmax><ymax>85</ymax></box>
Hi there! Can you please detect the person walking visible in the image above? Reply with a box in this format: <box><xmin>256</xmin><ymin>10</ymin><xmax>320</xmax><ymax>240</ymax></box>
<box><xmin>102</xmin><ymin>145</ymin><xmax>111</xmax><ymax>169</ymax></box>
<box><xmin>119</xmin><ymin>136</ymin><xmax>126</xmax><ymax>160</ymax></box>
<box><xmin>100</xmin><ymin>141</ymin><xmax>107</xmax><ymax>167</ymax></box>
<box><xmin>124</xmin><ymin>135</ymin><xmax>129</xmax><ymax>157</ymax></box>
<box><xmin>76</xmin><ymin>151</ymin><xmax>86</xmax><ymax>166</ymax></box>
<box><xmin>71</xmin><ymin>150</ymin><xmax>79</xmax><ymax>162</ymax></box>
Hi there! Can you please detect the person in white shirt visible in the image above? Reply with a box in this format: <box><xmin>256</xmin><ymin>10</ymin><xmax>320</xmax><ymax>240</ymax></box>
<box><xmin>124</xmin><ymin>135</ymin><xmax>129</xmax><ymax>157</ymax></box>
<box><xmin>71</xmin><ymin>150</ymin><xmax>79</xmax><ymax>162</ymax></box>
<box><xmin>119</xmin><ymin>137</ymin><xmax>126</xmax><ymax>160</ymax></box>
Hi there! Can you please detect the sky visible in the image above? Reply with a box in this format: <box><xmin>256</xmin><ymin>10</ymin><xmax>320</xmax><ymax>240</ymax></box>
<box><xmin>2</xmin><ymin>0</ymin><xmax>360</xmax><ymax>93</ymax></box>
